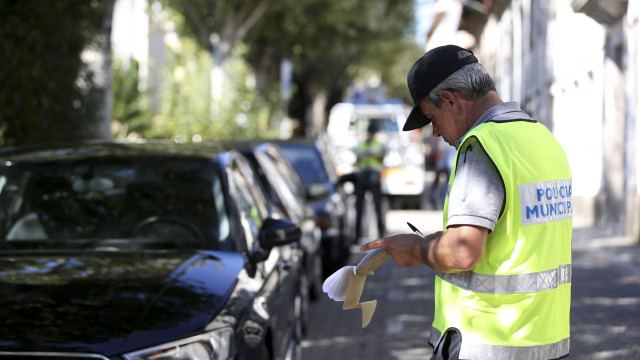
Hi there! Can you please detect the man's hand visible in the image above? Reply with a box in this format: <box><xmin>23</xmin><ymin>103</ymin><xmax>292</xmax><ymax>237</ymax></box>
<box><xmin>360</xmin><ymin>225</ymin><xmax>487</xmax><ymax>273</ymax></box>
<box><xmin>360</xmin><ymin>233</ymin><xmax>440</xmax><ymax>267</ymax></box>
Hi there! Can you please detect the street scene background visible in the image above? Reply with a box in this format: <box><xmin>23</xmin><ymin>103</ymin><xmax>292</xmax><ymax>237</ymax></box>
<box><xmin>2</xmin><ymin>0</ymin><xmax>640</xmax><ymax>359</ymax></box>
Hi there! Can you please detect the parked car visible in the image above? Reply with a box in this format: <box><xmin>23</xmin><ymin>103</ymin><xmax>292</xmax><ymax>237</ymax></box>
<box><xmin>208</xmin><ymin>140</ymin><xmax>324</xmax><ymax>336</ymax></box>
<box><xmin>273</xmin><ymin>137</ymin><xmax>356</xmax><ymax>276</ymax></box>
<box><xmin>0</xmin><ymin>140</ymin><xmax>302</xmax><ymax>360</ymax></box>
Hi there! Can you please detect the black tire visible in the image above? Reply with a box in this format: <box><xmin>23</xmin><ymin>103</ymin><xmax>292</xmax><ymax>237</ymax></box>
<box><xmin>308</xmin><ymin>253</ymin><xmax>324</xmax><ymax>301</ymax></box>
<box><xmin>295</xmin><ymin>272</ymin><xmax>310</xmax><ymax>338</ymax></box>
<box><xmin>260</xmin><ymin>342</ymin><xmax>271</xmax><ymax>360</ymax></box>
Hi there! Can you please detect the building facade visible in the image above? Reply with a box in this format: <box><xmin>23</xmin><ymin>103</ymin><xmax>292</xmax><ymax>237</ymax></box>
<box><xmin>428</xmin><ymin>0</ymin><xmax>639</xmax><ymax>240</ymax></box>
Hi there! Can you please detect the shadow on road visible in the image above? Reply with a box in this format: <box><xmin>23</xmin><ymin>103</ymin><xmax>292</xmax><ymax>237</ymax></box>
<box><xmin>570</xmin><ymin>226</ymin><xmax>640</xmax><ymax>359</ymax></box>
<box><xmin>302</xmin><ymin>250</ymin><xmax>435</xmax><ymax>360</ymax></box>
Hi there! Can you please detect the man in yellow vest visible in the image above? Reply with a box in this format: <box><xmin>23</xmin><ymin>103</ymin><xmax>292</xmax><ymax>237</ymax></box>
<box><xmin>361</xmin><ymin>45</ymin><xmax>572</xmax><ymax>360</ymax></box>
<box><xmin>355</xmin><ymin>121</ymin><xmax>386</xmax><ymax>240</ymax></box>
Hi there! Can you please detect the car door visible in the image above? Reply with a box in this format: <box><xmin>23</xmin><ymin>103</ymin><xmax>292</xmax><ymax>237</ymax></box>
<box><xmin>257</xmin><ymin>148</ymin><xmax>323</xmax><ymax>291</ymax></box>
<box><xmin>255</xmin><ymin>149</ymin><xmax>319</xmax><ymax>246</ymax></box>
<box><xmin>228</xmin><ymin>156</ymin><xmax>297</xmax><ymax>359</ymax></box>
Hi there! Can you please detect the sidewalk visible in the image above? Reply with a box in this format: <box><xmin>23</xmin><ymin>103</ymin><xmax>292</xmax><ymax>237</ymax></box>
<box><xmin>570</xmin><ymin>223</ymin><xmax>640</xmax><ymax>359</ymax></box>
<box><xmin>302</xmin><ymin>214</ymin><xmax>640</xmax><ymax>359</ymax></box>
<box><xmin>573</xmin><ymin>223</ymin><xmax>640</xmax><ymax>279</ymax></box>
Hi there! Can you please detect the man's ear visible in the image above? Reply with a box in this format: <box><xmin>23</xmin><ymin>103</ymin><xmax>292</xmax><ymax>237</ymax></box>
<box><xmin>439</xmin><ymin>90</ymin><xmax>458</xmax><ymax>109</ymax></box>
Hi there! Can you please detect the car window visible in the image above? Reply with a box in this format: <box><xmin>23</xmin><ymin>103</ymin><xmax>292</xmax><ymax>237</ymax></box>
<box><xmin>212</xmin><ymin>173</ymin><xmax>230</xmax><ymax>241</ymax></box>
<box><xmin>255</xmin><ymin>152</ymin><xmax>302</xmax><ymax>218</ymax></box>
<box><xmin>315</xmin><ymin>140</ymin><xmax>339</xmax><ymax>183</ymax></box>
<box><xmin>0</xmin><ymin>158</ymin><xmax>226</xmax><ymax>249</ymax></box>
<box><xmin>228</xmin><ymin>157</ymin><xmax>269</xmax><ymax>250</ymax></box>
<box><xmin>279</xmin><ymin>145</ymin><xmax>330</xmax><ymax>186</ymax></box>
<box><xmin>350</xmin><ymin>115</ymin><xmax>399</xmax><ymax>133</ymax></box>
<box><xmin>267</xmin><ymin>150</ymin><xmax>306</xmax><ymax>200</ymax></box>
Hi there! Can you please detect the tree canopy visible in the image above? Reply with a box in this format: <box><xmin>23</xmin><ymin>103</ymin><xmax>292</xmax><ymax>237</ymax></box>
<box><xmin>0</xmin><ymin>0</ymin><xmax>422</xmax><ymax>145</ymax></box>
<box><xmin>0</xmin><ymin>0</ymin><xmax>113</xmax><ymax>146</ymax></box>
<box><xmin>245</xmin><ymin>0</ymin><xmax>422</xmax><ymax>134</ymax></box>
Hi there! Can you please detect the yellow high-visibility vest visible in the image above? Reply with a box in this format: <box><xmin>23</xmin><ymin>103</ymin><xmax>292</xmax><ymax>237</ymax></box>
<box><xmin>433</xmin><ymin>120</ymin><xmax>572</xmax><ymax>359</ymax></box>
<box><xmin>357</xmin><ymin>138</ymin><xmax>385</xmax><ymax>170</ymax></box>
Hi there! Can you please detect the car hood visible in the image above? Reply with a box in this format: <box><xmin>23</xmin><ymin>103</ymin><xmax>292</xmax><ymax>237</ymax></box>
<box><xmin>0</xmin><ymin>249</ymin><xmax>245</xmax><ymax>356</ymax></box>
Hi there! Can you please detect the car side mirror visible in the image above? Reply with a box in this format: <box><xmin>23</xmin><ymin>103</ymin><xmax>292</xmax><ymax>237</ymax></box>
<box><xmin>306</xmin><ymin>182</ymin><xmax>331</xmax><ymax>200</ymax></box>
<box><xmin>258</xmin><ymin>217</ymin><xmax>301</xmax><ymax>249</ymax></box>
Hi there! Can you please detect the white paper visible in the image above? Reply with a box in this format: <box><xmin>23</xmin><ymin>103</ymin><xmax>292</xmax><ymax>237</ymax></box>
<box><xmin>356</xmin><ymin>248</ymin><xmax>386</xmax><ymax>271</ymax></box>
<box><xmin>322</xmin><ymin>265</ymin><xmax>354</xmax><ymax>301</ymax></box>
<box><xmin>322</xmin><ymin>248</ymin><xmax>387</xmax><ymax>302</ymax></box>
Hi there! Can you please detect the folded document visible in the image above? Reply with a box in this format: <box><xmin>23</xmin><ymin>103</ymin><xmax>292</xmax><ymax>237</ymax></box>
<box><xmin>322</xmin><ymin>248</ymin><xmax>391</xmax><ymax>327</ymax></box>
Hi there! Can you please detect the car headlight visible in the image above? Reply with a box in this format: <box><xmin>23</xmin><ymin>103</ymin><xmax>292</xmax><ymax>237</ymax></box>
<box><xmin>123</xmin><ymin>328</ymin><xmax>234</xmax><ymax>360</ymax></box>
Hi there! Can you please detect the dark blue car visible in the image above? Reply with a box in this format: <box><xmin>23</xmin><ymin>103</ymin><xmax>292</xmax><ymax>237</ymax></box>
<box><xmin>274</xmin><ymin>137</ymin><xmax>356</xmax><ymax>276</ymax></box>
<box><xmin>0</xmin><ymin>140</ymin><xmax>302</xmax><ymax>360</ymax></box>
<box><xmin>204</xmin><ymin>140</ymin><xmax>324</xmax><ymax>337</ymax></box>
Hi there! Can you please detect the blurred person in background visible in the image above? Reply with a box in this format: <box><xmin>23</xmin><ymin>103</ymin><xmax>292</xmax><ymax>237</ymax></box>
<box><xmin>361</xmin><ymin>45</ymin><xmax>572</xmax><ymax>360</ymax></box>
<box><xmin>427</xmin><ymin>136</ymin><xmax>456</xmax><ymax>209</ymax></box>
<box><xmin>354</xmin><ymin>121</ymin><xmax>386</xmax><ymax>240</ymax></box>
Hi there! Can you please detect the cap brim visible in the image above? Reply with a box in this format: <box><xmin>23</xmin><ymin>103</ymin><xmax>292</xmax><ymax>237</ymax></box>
<box><xmin>403</xmin><ymin>105</ymin><xmax>431</xmax><ymax>131</ymax></box>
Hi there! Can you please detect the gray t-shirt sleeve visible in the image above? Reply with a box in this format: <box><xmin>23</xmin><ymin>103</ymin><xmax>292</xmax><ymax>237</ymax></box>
<box><xmin>446</xmin><ymin>138</ymin><xmax>504</xmax><ymax>232</ymax></box>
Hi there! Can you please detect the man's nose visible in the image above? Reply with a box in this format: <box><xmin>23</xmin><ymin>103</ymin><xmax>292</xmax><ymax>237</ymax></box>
<box><xmin>432</xmin><ymin>124</ymin><xmax>441</xmax><ymax>137</ymax></box>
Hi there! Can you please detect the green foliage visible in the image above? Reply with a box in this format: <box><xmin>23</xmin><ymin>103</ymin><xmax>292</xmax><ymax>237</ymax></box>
<box><xmin>0</xmin><ymin>0</ymin><xmax>421</xmax><ymax>145</ymax></box>
<box><xmin>132</xmin><ymin>24</ymin><xmax>278</xmax><ymax>141</ymax></box>
<box><xmin>147</xmin><ymin>36</ymin><xmax>213</xmax><ymax>140</ymax></box>
<box><xmin>357</xmin><ymin>39</ymin><xmax>425</xmax><ymax>104</ymax></box>
<box><xmin>205</xmin><ymin>45</ymin><xmax>281</xmax><ymax>140</ymax></box>
<box><xmin>0</xmin><ymin>0</ymin><xmax>108</xmax><ymax>146</ymax></box>
<box><xmin>245</xmin><ymin>0</ymin><xmax>419</xmax><ymax>128</ymax></box>
<box><xmin>159</xmin><ymin>0</ymin><xmax>419</xmax><ymax>135</ymax></box>
<box><xmin>153</xmin><ymin>0</ymin><xmax>282</xmax><ymax>139</ymax></box>
<box><xmin>160</xmin><ymin>0</ymin><xmax>279</xmax><ymax>65</ymax></box>
<box><xmin>111</xmin><ymin>58</ymin><xmax>152</xmax><ymax>139</ymax></box>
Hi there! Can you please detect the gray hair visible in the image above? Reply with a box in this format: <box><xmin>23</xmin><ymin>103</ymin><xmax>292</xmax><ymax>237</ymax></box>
<box><xmin>427</xmin><ymin>62</ymin><xmax>496</xmax><ymax>107</ymax></box>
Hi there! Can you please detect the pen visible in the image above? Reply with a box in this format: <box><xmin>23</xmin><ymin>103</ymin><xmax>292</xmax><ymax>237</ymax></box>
<box><xmin>407</xmin><ymin>222</ymin><xmax>424</xmax><ymax>237</ymax></box>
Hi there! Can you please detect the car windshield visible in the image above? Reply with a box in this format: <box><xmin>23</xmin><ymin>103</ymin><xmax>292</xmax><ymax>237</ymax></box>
<box><xmin>279</xmin><ymin>145</ymin><xmax>330</xmax><ymax>186</ymax></box>
<box><xmin>350</xmin><ymin>115</ymin><xmax>399</xmax><ymax>133</ymax></box>
<box><xmin>0</xmin><ymin>157</ymin><xmax>229</xmax><ymax>251</ymax></box>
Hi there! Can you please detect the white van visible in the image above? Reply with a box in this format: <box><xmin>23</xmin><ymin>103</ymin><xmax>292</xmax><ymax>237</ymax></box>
<box><xmin>326</xmin><ymin>102</ymin><xmax>427</xmax><ymax>209</ymax></box>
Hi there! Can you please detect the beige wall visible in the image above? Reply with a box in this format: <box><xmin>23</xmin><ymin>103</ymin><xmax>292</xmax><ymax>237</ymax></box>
<box><xmin>473</xmin><ymin>0</ymin><xmax>640</xmax><ymax>236</ymax></box>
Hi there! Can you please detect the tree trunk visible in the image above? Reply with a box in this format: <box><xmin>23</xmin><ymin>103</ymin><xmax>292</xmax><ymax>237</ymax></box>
<box><xmin>308</xmin><ymin>91</ymin><xmax>327</xmax><ymax>138</ymax></box>
<box><xmin>94</xmin><ymin>0</ymin><xmax>116</xmax><ymax>139</ymax></box>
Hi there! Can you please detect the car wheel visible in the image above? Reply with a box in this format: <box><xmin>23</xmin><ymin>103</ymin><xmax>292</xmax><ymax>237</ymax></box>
<box><xmin>283</xmin><ymin>336</ymin><xmax>302</xmax><ymax>360</ymax></box>
<box><xmin>338</xmin><ymin>219</ymin><xmax>354</xmax><ymax>260</ymax></box>
<box><xmin>308</xmin><ymin>252</ymin><xmax>324</xmax><ymax>301</ymax></box>
<box><xmin>295</xmin><ymin>272</ymin><xmax>310</xmax><ymax>338</ymax></box>
<box><xmin>260</xmin><ymin>341</ymin><xmax>271</xmax><ymax>360</ymax></box>
<box><xmin>322</xmin><ymin>250</ymin><xmax>343</xmax><ymax>278</ymax></box>
<box><xmin>291</xmin><ymin>341</ymin><xmax>303</xmax><ymax>360</ymax></box>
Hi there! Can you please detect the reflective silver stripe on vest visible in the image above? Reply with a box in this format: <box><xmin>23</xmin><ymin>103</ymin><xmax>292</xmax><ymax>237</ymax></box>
<box><xmin>429</xmin><ymin>327</ymin><xmax>570</xmax><ymax>360</ymax></box>
<box><xmin>436</xmin><ymin>264</ymin><xmax>571</xmax><ymax>294</ymax></box>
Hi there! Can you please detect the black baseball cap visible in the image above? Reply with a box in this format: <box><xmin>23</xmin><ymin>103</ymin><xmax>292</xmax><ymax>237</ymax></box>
<box><xmin>403</xmin><ymin>45</ymin><xmax>478</xmax><ymax>131</ymax></box>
